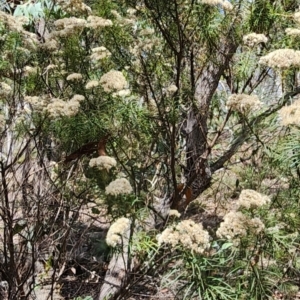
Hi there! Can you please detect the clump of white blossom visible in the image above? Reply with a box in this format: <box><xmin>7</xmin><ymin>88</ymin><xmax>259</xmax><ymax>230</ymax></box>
<box><xmin>227</xmin><ymin>93</ymin><xmax>262</xmax><ymax>113</ymax></box>
<box><xmin>85</xmin><ymin>80</ymin><xmax>99</xmax><ymax>89</ymax></box>
<box><xmin>237</xmin><ymin>189</ymin><xmax>271</xmax><ymax>210</ymax></box>
<box><xmin>25</xmin><ymin>95</ymin><xmax>50</xmax><ymax>112</ymax></box>
<box><xmin>0</xmin><ymin>82</ymin><xmax>12</xmax><ymax>97</ymax></box>
<box><xmin>278</xmin><ymin>98</ymin><xmax>300</xmax><ymax>126</ymax></box>
<box><xmin>53</xmin><ymin>17</ymin><xmax>87</xmax><ymax>37</ymax></box>
<box><xmin>157</xmin><ymin>220</ymin><xmax>210</xmax><ymax>254</ymax></box>
<box><xmin>216</xmin><ymin>211</ymin><xmax>265</xmax><ymax>246</ymax></box>
<box><xmin>106</xmin><ymin>217</ymin><xmax>131</xmax><ymax>247</ymax></box>
<box><xmin>105</xmin><ymin>178</ymin><xmax>133</xmax><ymax>196</ymax></box>
<box><xmin>86</xmin><ymin>16</ymin><xmax>113</xmax><ymax>29</ymax></box>
<box><xmin>67</xmin><ymin>73</ymin><xmax>83</xmax><ymax>81</ymax></box>
<box><xmin>169</xmin><ymin>209</ymin><xmax>181</xmax><ymax>218</ymax></box>
<box><xmin>285</xmin><ymin>28</ymin><xmax>300</xmax><ymax>36</ymax></box>
<box><xmin>243</xmin><ymin>33</ymin><xmax>268</xmax><ymax>47</ymax></box>
<box><xmin>165</xmin><ymin>84</ymin><xmax>178</xmax><ymax>96</ymax></box>
<box><xmin>100</xmin><ymin>70</ymin><xmax>128</xmax><ymax>92</ymax></box>
<box><xmin>199</xmin><ymin>0</ymin><xmax>233</xmax><ymax>11</ymax></box>
<box><xmin>259</xmin><ymin>49</ymin><xmax>300</xmax><ymax>69</ymax></box>
<box><xmin>57</xmin><ymin>0</ymin><xmax>91</xmax><ymax>15</ymax></box>
<box><xmin>26</xmin><ymin>95</ymin><xmax>72</xmax><ymax>116</ymax></box>
<box><xmin>90</xmin><ymin>47</ymin><xmax>111</xmax><ymax>62</ymax></box>
<box><xmin>0</xmin><ymin>11</ymin><xmax>38</xmax><ymax>50</ymax></box>
<box><xmin>89</xmin><ymin>156</ymin><xmax>117</xmax><ymax>171</ymax></box>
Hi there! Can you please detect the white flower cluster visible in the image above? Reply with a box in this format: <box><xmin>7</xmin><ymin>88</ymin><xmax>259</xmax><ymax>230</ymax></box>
<box><xmin>105</xmin><ymin>178</ymin><xmax>133</xmax><ymax>196</ymax></box>
<box><xmin>157</xmin><ymin>220</ymin><xmax>210</xmax><ymax>254</ymax></box>
<box><xmin>0</xmin><ymin>82</ymin><xmax>12</xmax><ymax>97</ymax></box>
<box><xmin>200</xmin><ymin>0</ymin><xmax>233</xmax><ymax>11</ymax></box>
<box><xmin>169</xmin><ymin>209</ymin><xmax>181</xmax><ymax>218</ymax></box>
<box><xmin>165</xmin><ymin>84</ymin><xmax>178</xmax><ymax>96</ymax></box>
<box><xmin>90</xmin><ymin>47</ymin><xmax>111</xmax><ymax>62</ymax></box>
<box><xmin>57</xmin><ymin>0</ymin><xmax>91</xmax><ymax>15</ymax></box>
<box><xmin>99</xmin><ymin>70</ymin><xmax>128</xmax><ymax>92</ymax></box>
<box><xmin>26</xmin><ymin>94</ymin><xmax>84</xmax><ymax>117</ymax></box>
<box><xmin>106</xmin><ymin>217</ymin><xmax>131</xmax><ymax>247</ymax></box>
<box><xmin>278</xmin><ymin>98</ymin><xmax>300</xmax><ymax>126</ymax></box>
<box><xmin>53</xmin><ymin>17</ymin><xmax>87</xmax><ymax>37</ymax></box>
<box><xmin>89</xmin><ymin>156</ymin><xmax>117</xmax><ymax>171</ymax></box>
<box><xmin>285</xmin><ymin>28</ymin><xmax>300</xmax><ymax>36</ymax></box>
<box><xmin>216</xmin><ymin>211</ymin><xmax>265</xmax><ymax>246</ymax></box>
<box><xmin>243</xmin><ymin>33</ymin><xmax>268</xmax><ymax>47</ymax></box>
<box><xmin>237</xmin><ymin>189</ymin><xmax>271</xmax><ymax>210</ymax></box>
<box><xmin>86</xmin><ymin>16</ymin><xmax>113</xmax><ymax>29</ymax></box>
<box><xmin>85</xmin><ymin>80</ymin><xmax>99</xmax><ymax>89</ymax></box>
<box><xmin>227</xmin><ymin>93</ymin><xmax>262</xmax><ymax>113</ymax></box>
<box><xmin>0</xmin><ymin>11</ymin><xmax>38</xmax><ymax>50</ymax></box>
<box><xmin>259</xmin><ymin>49</ymin><xmax>300</xmax><ymax>69</ymax></box>
<box><xmin>67</xmin><ymin>73</ymin><xmax>83</xmax><ymax>81</ymax></box>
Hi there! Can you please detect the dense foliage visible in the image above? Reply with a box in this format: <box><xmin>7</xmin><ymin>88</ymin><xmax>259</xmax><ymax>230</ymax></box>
<box><xmin>0</xmin><ymin>0</ymin><xmax>300</xmax><ymax>299</ymax></box>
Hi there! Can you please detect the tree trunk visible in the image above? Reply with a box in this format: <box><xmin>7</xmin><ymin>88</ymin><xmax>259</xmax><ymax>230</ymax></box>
<box><xmin>185</xmin><ymin>41</ymin><xmax>238</xmax><ymax>199</ymax></box>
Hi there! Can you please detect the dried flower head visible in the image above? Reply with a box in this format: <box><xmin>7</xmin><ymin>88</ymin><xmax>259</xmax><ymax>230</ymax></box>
<box><xmin>294</xmin><ymin>12</ymin><xmax>300</xmax><ymax>25</ymax></box>
<box><xmin>106</xmin><ymin>217</ymin><xmax>131</xmax><ymax>247</ymax></box>
<box><xmin>70</xmin><ymin>94</ymin><xmax>85</xmax><ymax>102</ymax></box>
<box><xmin>237</xmin><ymin>189</ymin><xmax>271</xmax><ymax>210</ymax></box>
<box><xmin>278</xmin><ymin>98</ymin><xmax>300</xmax><ymax>126</ymax></box>
<box><xmin>89</xmin><ymin>156</ymin><xmax>117</xmax><ymax>171</ymax></box>
<box><xmin>0</xmin><ymin>82</ymin><xmax>12</xmax><ymax>97</ymax></box>
<box><xmin>243</xmin><ymin>33</ymin><xmax>268</xmax><ymax>47</ymax></box>
<box><xmin>53</xmin><ymin>17</ymin><xmax>87</xmax><ymax>37</ymax></box>
<box><xmin>46</xmin><ymin>97</ymin><xmax>81</xmax><ymax>118</ymax></box>
<box><xmin>285</xmin><ymin>28</ymin><xmax>300</xmax><ymax>36</ymax></box>
<box><xmin>86</xmin><ymin>16</ymin><xmax>113</xmax><ymax>29</ymax></box>
<box><xmin>166</xmin><ymin>84</ymin><xmax>178</xmax><ymax>96</ymax></box>
<box><xmin>105</xmin><ymin>178</ymin><xmax>133</xmax><ymax>196</ymax></box>
<box><xmin>169</xmin><ymin>209</ymin><xmax>181</xmax><ymax>218</ymax></box>
<box><xmin>227</xmin><ymin>93</ymin><xmax>262</xmax><ymax>113</ymax></box>
<box><xmin>100</xmin><ymin>70</ymin><xmax>128</xmax><ymax>92</ymax></box>
<box><xmin>90</xmin><ymin>46</ymin><xmax>111</xmax><ymax>61</ymax></box>
<box><xmin>217</xmin><ymin>211</ymin><xmax>265</xmax><ymax>246</ymax></box>
<box><xmin>200</xmin><ymin>0</ymin><xmax>233</xmax><ymax>11</ymax></box>
<box><xmin>57</xmin><ymin>0</ymin><xmax>91</xmax><ymax>14</ymax></box>
<box><xmin>85</xmin><ymin>80</ymin><xmax>99</xmax><ymax>89</ymax></box>
<box><xmin>157</xmin><ymin>220</ymin><xmax>210</xmax><ymax>254</ymax></box>
<box><xmin>259</xmin><ymin>49</ymin><xmax>300</xmax><ymax>69</ymax></box>
<box><xmin>67</xmin><ymin>73</ymin><xmax>83</xmax><ymax>81</ymax></box>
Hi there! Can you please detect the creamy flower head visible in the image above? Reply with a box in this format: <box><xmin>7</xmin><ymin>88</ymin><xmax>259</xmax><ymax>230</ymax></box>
<box><xmin>243</xmin><ymin>33</ymin><xmax>268</xmax><ymax>47</ymax></box>
<box><xmin>259</xmin><ymin>49</ymin><xmax>300</xmax><ymax>69</ymax></box>
<box><xmin>294</xmin><ymin>12</ymin><xmax>300</xmax><ymax>25</ymax></box>
<box><xmin>53</xmin><ymin>17</ymin><xmax>86</xmax><ymax>37</ymax></box>
<box><xmin>67</xmin><ymin>73</ymin><xmax>83</xmax><ymax>81</ymax></box>
<box><xmin>166</xmin><ymin>84</ymin><xmax>178</xmax><ymax>95</ymax></box>
<box><xmin>106</xmin><ymin>217</ymin><xmax>131</xmax><ymax>247</ymax></box>
<box><xmin>105</xmin><ymin>178</ymin><xmax>133</xmax><ymax>196</ymax></box>
<box><xmin>90</xmin><ymin>46</ymin><xmax>111</xmax><ymax>61</ymax></box>
<box><xmin>169</xmin><ymin>209</ymin><xmax>181</xmax><ymax>218</ymax></box>
<box><xmin>200</xmin><ymin>0</ymin><xmax>233</xmax><ymax>11</ymax></box>
<box><xmin>100</xmin><ymin>70</ymin><xmax>128</xmax><ymax>92</ymax></box>
<box><xmin>227</xmin><ymin>94</ymin><xmax>261</xmax><ymax>113</ymax></box>
<box><xmin>278</xmin><ymin>98</ymin><xmax>300</xmax><ymax>126</ymax></box>
<box><xmin>157</xmin><ymin>220</ymin><xmax>210</xmax><ymax>254</ymax></box>
<box><xmin>89</xmin><ymin>156</ymin><xmax>117</xmax><ymax>171</ymax></box>
<box><xmin>285</xmin><ymin>28</ymin><xmax>300</xmax><ymax>36</ymax></box>
<box><xmin>70</xmin><ymin>94</ymin><xmax>85</xmax><ymax>102</ymax></box>
<box><xmin>217</xmin><ymin>211</ymin><xmax>265</xmax><ymax>246</ymax></box>
<box><xmin>46</xmin><ymin>97</ymin><xmax>81</xmax><ymax>118</ymax></box>
<box><xmin>85</xmin><ymin>80</ymin><xmax>99</xmax><ymax>89</ymax></box>
<box><xmin>87</xmin><ymin>16</ymin><xmax>113</xmax><ymax>29</ymax></box>
<box><xmin>0</xmin><ymin>82</ymin><xmax>12</xmax><ymax>97</ymax></box>
<box><xmin>57</xmin><ymin>0</ymin><xmax>91</xmax><ymax>14</ymax></box>
<box><xmin>237</xmin><ymin>189</ymin><xmax>271</xmax><ymax>210</ymax></box>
